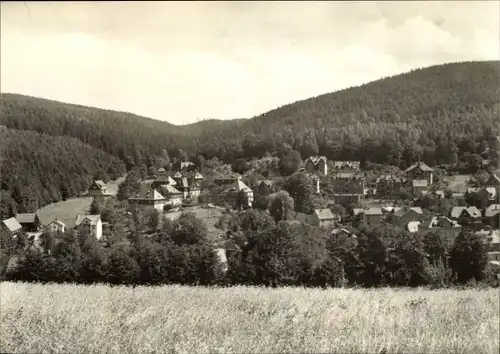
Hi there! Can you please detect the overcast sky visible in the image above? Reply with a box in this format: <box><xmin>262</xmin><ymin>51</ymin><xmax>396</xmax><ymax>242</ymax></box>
<box><xmin>1</xmin><ymin>1</ymin><xmax>499</xmax><ymax>125</ymax></box>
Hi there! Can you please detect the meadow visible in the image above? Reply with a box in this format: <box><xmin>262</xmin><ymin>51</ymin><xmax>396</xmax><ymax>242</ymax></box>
<box><xmin>1</xmin><ymin>282</ymin><xmax>498</xmax><ymax>353</ymax></box>
<box><xmin>37</xmin><ymin>176</ymin><xmax>125</xmax><ymax>228</ymax></box>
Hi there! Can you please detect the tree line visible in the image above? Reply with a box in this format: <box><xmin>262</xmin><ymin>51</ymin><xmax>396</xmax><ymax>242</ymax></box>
<box><xmin>0</xmin><ymin>127</ymin><xmax>126</xmax><ymax>218</ymax></box>
<box><xmin>1</xmin><ymin>198</ymin><xmax>498</xmax><ymax>288</ymax></box>
<box><xmin>1</xmin><ymin>61</ymin><xmax>499</xmax><ymax>173</ymax></box>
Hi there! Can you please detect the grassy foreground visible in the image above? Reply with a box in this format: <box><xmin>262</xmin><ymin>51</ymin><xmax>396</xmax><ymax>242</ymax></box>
<box><xmin>1</xmin><ymin>282</ymin><xmax>498</xmax><ymax>353</ymax></box>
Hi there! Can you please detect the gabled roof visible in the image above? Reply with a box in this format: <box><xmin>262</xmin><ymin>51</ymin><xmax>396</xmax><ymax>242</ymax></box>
<box><xmin>157</xmin><ymin>167</ymin><xmax>167</xmax><ymax>174</ymax></box>
<box><xmin>15</xmin><ymin>213</ymin><xmax>39</xmax><ymax>224</ymax></box>
<box><xmin>314</xmin><ymin>208</ymin><xmax>335</xmax><ymax>220</ymax></box>
<box><xmin>423</xmin><ymin>216</ymin><xmax>461</xmax><ymax>229</ymax></box>
<box><xmin>485</xmin><ymin>204</ymin><xmax>500</xmax><ymax>218</ymax></box>
<box><xmin>2</xmin><ymin>217</ymin><xmax>22</xmax><ymax>232</ymax></box>
<box><xmin>450</xmin><ymin>206</ymin><xmax>482</xmax><ymax>219</ymax></box>
<box><xmin>193</xmin><ymin>172</ymin><xmax>204</xmax><ymax>179</ymax></box>
<box><xmin>485</xmin><ymin>174</ymin><xmax>500</xmax><ymax>185</ymax></box>
<box><xmin>75</xmin><ymin>215</ymin><xmax>101</xmax><ymax>226</ymax></box>
<box><xmin>180</xmin><ymin>162</ymin><xmax>195</xmax><ymax>169</ymax></box>
<box><xmin>94</xmin><ymin>180</ymin><xmax>107</xmax><ymax>189</ymax></box>
<box><xmin>412</xmin><ymin>179</ymin><xmax>428</xmax><ymax>187</ymax></box>
<box><xmin>49</xmin><ymin>219</ymin><xmax>66</xmax><ymax>227</ymax></box>
<box><xmin>235</xmin><ymin>180</ymin><xmax>252</xmax><ymax>192</ymax></box>
<box><xmin>173</xmin><ymin>172</ymin><xmax>183</xmax><ymax>178</ymax></box>
<box><xmin>405</xmin><ymin>162</ymin><xmax>434</xmax><ymax>173</ymax></box>
<box><xmin>332</xmin><ymin>160</ymin><xmax>360</xmax><ymax>169</ymax></box>
<box><xmin>393</xmin><ymin>207</ymin><xmax>423</xmax><ymax>217</ymax></box>
<box><xmin>331</xmin><ymin>228</ymin><xmax>357</xmax><ymax>238</ymax></box>
<box><xmin>377</xmin><ymin>174</ymin><xmax>403</xmax><ymax>183</ymax></box>
<box><xmin>157</xmin><ymin>184</ymin><xmax>183</xmax><ymax>197</ymax></box>
<box><xmin>422</xmin><ymin>190</ymin><xmax>445</xmax><ymax>198</ymax></box>
<box><xmin>305</xmin><ymin>156</ymin><xmax>327</xmax><ymax>165</ymax></box>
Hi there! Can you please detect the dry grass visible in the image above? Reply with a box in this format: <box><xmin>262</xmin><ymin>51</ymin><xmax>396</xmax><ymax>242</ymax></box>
<box><xmin>37</xmin><ymin>176</ymin><xmax>125</xmax><ymax>228</ymax></box>
<box><xmin>1</xmin><ymin>282</ymin><xmax>498</xmax><ymax>353</ymax></box>
<box><xmin>37</xmin><ymin>197</ymin><xmax>93</xmax><ymax>228</ymax></box>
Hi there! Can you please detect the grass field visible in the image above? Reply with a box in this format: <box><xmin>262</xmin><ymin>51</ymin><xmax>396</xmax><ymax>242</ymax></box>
<box><xmin>1</xmin><ymin>282</ymin><xmax>498</xmax><ymax>354</ymax></box>
<box><xmin>37</xmin><ymin>176</ymin><xmax>126</xmax><ymax>228</ymax></box>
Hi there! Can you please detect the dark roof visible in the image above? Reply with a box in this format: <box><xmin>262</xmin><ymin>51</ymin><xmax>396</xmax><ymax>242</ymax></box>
<box><xmin>2</xmin><ymin>217</ymin><xmax>22</xmax><ymax>232</ymax></box>
<box><xmin>332</xmin><ymin>161</ymin><xmax>360</xmax><ymax>169</ymax></box>
<box><xmin>15</xmin><ymin>213</ymin><xmax>39</xmax><ymax>224</ymax></box>
<box><xmin>306</xmin><ymin>156</ymin><xmax>328</xmax><ymax>165</ymax></box>
<box><xmin>405</xmin><ymin>162</ymin><xmax>434</xmax><ymax>173</ymax></box>
<box><xmin>393</xmin><ymin>207</ymin><xmax>423</xmax><ymax>217</ymax></box>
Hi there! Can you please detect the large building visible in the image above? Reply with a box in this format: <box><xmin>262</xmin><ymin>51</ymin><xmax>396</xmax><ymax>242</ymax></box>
<box><xmin>330</xmin><ymin>171</ymin><xmax>364</xmax><ymax>206</ymax></box>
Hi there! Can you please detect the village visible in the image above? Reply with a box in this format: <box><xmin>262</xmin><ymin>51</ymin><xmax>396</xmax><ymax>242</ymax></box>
<box><xmin>2</xmin><ymin>153</ymin><xmax>499</xmax><ymax>271</ymax></box>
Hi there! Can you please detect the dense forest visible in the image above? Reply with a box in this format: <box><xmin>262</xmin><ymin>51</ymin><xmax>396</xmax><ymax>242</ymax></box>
<box><xmin>1</xmin><ymin>61</ymin><xmax>499</xmax><ymax>169</ymax></box>
<box><xmin>0</xmin><ymin>128</ymin><xmax>125</xmax><ymax>217</ymax></box>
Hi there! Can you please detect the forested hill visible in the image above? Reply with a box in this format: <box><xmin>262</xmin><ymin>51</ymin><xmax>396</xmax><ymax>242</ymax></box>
<box><xmin>0</xmin><ymin>127</ymin><xmax>126</xmax><ymax>218</ymax></box>
<box><xmin>1</xmin><ymin>60</ymin><xmax>499</xmax><ymax>168</ymax></box>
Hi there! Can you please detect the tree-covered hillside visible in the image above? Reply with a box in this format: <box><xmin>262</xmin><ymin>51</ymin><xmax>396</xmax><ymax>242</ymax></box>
<box><xmin>1</xmin><ymin>61</ymin><xmax>499</xmax><ymax>168</ymax></box>
<box><xmin>0</xmin><ymin>127</ymin><xmax>126</xmax><ymax>218</ymax></box>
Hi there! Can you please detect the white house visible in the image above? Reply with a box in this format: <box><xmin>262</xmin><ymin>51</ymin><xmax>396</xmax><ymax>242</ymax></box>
<box><xmin>89</xmin><ymin>180</ymin><xmax>111</xmax><ymax>197</ymax></box>
<box><xmin>75</xmin><ymin>215</ymin><xmax>103</xmax><ymax>240</ymax></box>
<box><xmin>47</xmin><ymin>219</ymin><xmax>66</xmax><ymax>233</ymax></box>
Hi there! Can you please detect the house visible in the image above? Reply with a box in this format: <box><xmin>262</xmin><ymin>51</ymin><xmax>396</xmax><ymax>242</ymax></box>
<box><xmin>223</xmin><ymin>180</ymin><xmax>254</xmax><ymax>208</ymax></box>
<box><xmin>174</xmin><ymin>176</ymin><xmax>201</xmax><ymax>200</ymax></box>
<box><xmin>89</xmin><ymin>180</ymin><xmax>111</xmax><ymax>197</ymax></box>
<box><xmin>484</xmin><ymin>204</ymin><xmax>500</xmax><ymax>228</ymax></box>
<box><xmin>311</xmin><ymin>209</ymin><xmax>339</xmax><ymax>228</ymax></box>
<box><xmin>352</xmin><ymin>207</ymin><xmax>384</xmax><ymax>226</ymax></box>
<box><xmin>174</xmin><ymin>161</ymin><xmax>196</xmax><ymax>172</ymax></box>
<box><xmin>331</xmin><ymin>161</ymin><xmax>360</xmax><ymax>172</ymax></box>
<box><xmin>1</xmin><ymin>217</ymin><xmax>23</xmax><ymax>235</ymax></box>
<box><xmin>405</xmin><ymin>161</ymin><xmax>434</xmax><ymax>185</ymax></box>
<box><xmin>331</xmin><ymin>172</ymin><xmax>364</xmax><ymax>206</ymax></box>
<box><xmin>75</xmin><ymin>215</ymin><xmax>103</xmax><ymax>239</ymax></box>
<box><xmin>305</xmin><ymin>156</ymin><xmax>328</xmax><ymax>176</ymax></box>
<box><xmin>152</xmin><ymin>168</ymin><xmax>178</xmax><ymax>188</ymax></box>
<box><xmin>214</xmin><ymin>248</ymin><xmax>228</xmax><ymax>274</ymax></box>
<box><xmin>128</xmin><ymin>179</ymin><xmax>183</xmax><ymax>210</ymax></box>
<box><xmin>331</xmin><ymin>228</ymin><xmax>357</xmax><ymax>239</ymax></box>
<box><xmin>421</xmin><ymin>190</ymin><xmax>445</xmax><ymax>199</ymax></box>
<box><xmin>412</xmin><ymin>179</ymin><xmax>428</xmax><ymax>196</ymax></box>
<box><xmin>391</xmin><ymin>207</ymin><xmax>423</xmax><ymax>227</ymax></box>
<box><xmin>15</xmin><ymin>213</ymin><xmax>42</xmax><ymax>232</ymax></box>
<box><xmin>479</xmin><ymin>230</ymin><xmax>500</xmax><ymax>252</ymax></box>
<box><xmin>466</xmin><ymin>187</ymin><xmax>497</xmax><ymax>206</ymax></box>
<box><xmin>416</xmin><ymin>216</ymin><xmax>462</xmax><ymax>242</ymax></box>
<box><xmin>484</xmin><ymin>173</ymin><xmax>500</xmax><ymax>188</ymax></box>
<box><xmin>450</xmin><ymin>206</ymin><xmax>483</xmax><ymax>229</ymax></box>
<box><xmin>46</xmin><ymin>219</ymin><xmax>66</xmax><ymax>233</ymax></box>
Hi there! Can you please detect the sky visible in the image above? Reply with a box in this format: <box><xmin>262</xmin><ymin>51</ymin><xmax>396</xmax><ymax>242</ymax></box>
<box><xmin>1</xmin><ymin>1</ymin><xmax>499</xmax><ymax>125</ymax></box>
